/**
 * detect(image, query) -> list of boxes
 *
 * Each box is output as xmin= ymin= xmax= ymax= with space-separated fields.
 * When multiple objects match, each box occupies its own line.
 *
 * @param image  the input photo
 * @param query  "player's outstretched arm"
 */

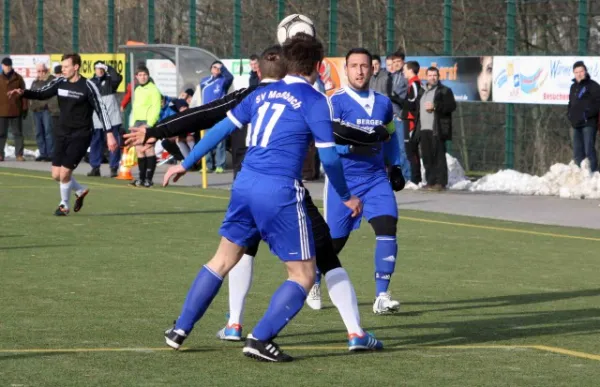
xmin=333 ymin=120 xmax=391 ymax=145
xmin=137 ymin=87 xmax=255 ymax=145
xmin=163 ymin=117 xmax=238 ymax=187
xmin=21 ymin=77 xmax=62 ymax=100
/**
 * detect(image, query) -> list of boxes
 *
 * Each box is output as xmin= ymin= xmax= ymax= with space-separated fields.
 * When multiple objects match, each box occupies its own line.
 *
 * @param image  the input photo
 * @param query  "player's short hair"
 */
xmin=345 ymin=48 xmax=373 ymax=64
xmin=61 ymin=53 xmax=82 ymax=67
xmin=136 ymin=65 xmax=150 ymax=75
xmin=389 ymin=50 xmax=405 ymax=61
xmin=426 ymin=66 xmax=440 ymax=76
xmin=405 ymin=61 xmax=420 ymax=75
xmin=259 ymin=45 xmax=286 ymax=80
xmin=249 ymin=54 xmax=259 ymax=61
xmin=372 ymin=55 xmax=381 ymax=64
xmin=282 ymin=32 xmax=324 ymax=76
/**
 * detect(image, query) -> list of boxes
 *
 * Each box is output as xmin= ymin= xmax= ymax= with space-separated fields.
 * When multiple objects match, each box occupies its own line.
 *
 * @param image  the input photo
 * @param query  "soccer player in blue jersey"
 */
xmin=312 ymin=48 xmax=405 ymax=314
xmin=161 ymin=35 xmax=365 ymax=362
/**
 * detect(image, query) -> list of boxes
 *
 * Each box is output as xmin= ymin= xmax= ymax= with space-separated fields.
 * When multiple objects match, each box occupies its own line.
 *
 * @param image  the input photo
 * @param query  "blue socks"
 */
xmin=175 ymin=265 xmax=223 ymax=333
xmin=315 ymin=268 xmax=321 ymax=285
xmin=374 ymin=236 xmax=397 ymax=296
xmin=252 ymin=280 xmax=307 ymax=341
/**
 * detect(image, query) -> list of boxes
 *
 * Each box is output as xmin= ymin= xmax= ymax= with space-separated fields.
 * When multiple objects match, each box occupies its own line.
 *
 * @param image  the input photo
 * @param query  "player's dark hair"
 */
xmin=282 ymin=32 xmax=324 ymax=76
xmin=136 ymin=65 xmax=150 ymax=75
xmin=405 ymin=61 xmax=420 ymax=75
xmin=427 ymin=66 xmax=440 ymax=76
xmin=345 ymin=48 xmax=373 ymax=64
xmin=249 ymin=54 xmax=259 ymax=61
xmin=389 ymin=50 xmax=405 ymax=61
xmin=372 ymin=55 xmax=381 ymax=64
xmin=61 ymin=53 xmax=82 ymax=68
xmin=259 ymin=45 xmax=286 ymax=80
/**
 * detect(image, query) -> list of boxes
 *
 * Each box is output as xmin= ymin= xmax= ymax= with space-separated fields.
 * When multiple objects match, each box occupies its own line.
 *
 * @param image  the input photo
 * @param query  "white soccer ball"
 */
xmin=277 ymin=14 xmax=316 ymax=45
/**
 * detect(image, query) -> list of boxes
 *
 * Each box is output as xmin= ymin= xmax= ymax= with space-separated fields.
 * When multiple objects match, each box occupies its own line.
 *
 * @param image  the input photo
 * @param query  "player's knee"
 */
xmin=369 ymin=215 xmax=397 ymax=236
xmin=286 ymin=260 xmax=316 ymax=291
xmin=206 ymin=237 xmax=246 ymax=277
xmin=51 ymin=171 xmax=60 ymax=181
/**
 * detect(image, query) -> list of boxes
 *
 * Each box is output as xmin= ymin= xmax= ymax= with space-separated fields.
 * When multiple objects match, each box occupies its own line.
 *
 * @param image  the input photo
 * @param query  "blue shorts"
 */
xmin=324 ymin=174 xmax=398 ymax=239
xmin=219 ymin=170 xmax=315 ymax=261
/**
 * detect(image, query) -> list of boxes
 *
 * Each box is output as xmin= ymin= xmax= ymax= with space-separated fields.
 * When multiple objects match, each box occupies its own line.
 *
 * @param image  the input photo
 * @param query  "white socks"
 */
xmin=70 ymin=177 xmax=85 ymax=196
xmin=59 ymin=180 xmax=73 ymax=207
xmin=227 ymin=254 xmax=254 ymax=326
xmin=325 ymin=267 xmax=364 ymax=336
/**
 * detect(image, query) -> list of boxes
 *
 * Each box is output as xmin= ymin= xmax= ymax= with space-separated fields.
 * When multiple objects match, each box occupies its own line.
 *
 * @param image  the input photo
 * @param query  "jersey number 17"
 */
xmin=248 ymin=102 xmax=286 ymax=147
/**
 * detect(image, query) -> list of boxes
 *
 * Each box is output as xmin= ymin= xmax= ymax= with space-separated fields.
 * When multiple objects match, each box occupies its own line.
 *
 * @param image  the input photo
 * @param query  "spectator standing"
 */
xmin=0 ymin=57 xmax=27 ymax=161
xmin=87 ymin=61 xmax=123 ymax=177
xmin=130 ymin=65 xmax=162 ymax=187
xmin=402 ymin=61 xmax=423 ymax=184
xmin=417 ymin=67 xmax=456 ymax=191
xmin=199 ymin=60 xmax=233 ymax=173
xmin=30 ymin=63 xmax=56 ymax=162
xmin=387 ymin=51 xmax=411 ymax=181
xmin=369 ymin=55 xmax=391 ymax=97
xmin=568 ymin=61 xmax=600 ymax=172
xmin=248 ymin=54 xmax=260 ymax=87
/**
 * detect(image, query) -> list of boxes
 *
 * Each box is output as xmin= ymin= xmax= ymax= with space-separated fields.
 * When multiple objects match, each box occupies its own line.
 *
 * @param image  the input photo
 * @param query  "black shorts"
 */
xmin=52 ymin=133 xmax=92 ymax=170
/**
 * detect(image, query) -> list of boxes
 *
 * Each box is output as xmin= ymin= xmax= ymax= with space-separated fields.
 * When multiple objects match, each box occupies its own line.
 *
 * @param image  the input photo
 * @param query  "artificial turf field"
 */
xmin=1 ymin=168 xmax=599 ymax=386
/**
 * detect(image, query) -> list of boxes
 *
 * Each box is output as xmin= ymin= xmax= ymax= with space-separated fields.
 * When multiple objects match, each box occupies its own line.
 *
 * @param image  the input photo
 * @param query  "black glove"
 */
xmin=348 ymin=143 xmax=381 ymax=156
xmin=388 ymin=165 xmax=405 ymax=191
xmin=373 ymin=124 xmax=391 ymax=142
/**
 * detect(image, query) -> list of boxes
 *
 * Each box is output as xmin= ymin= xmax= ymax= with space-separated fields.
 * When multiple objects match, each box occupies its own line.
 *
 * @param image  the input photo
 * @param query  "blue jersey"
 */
xmin=227 ymin=75 xmax=336 ymax=180
xmin=329 ymin=87 xmax=394 ymax=178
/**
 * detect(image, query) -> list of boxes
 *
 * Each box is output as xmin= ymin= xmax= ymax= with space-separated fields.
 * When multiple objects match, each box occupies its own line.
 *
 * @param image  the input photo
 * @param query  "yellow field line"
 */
xmin=1 ymin=171 xmax=598 ymax=242
xmin=1 ymin=344 xmax=599 ymax=361
xmin=398 ymin=216 xmax=600 ymax=242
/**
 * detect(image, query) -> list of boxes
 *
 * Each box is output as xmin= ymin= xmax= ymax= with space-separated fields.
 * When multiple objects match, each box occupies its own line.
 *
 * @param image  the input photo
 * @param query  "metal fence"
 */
xmin=2 ymin=0 xmax=599 ymax=174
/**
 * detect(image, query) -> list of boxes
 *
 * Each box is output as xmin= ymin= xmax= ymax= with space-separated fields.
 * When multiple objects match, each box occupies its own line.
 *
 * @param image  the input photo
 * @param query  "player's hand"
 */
xmin=388 ymin=165 xmax=406 ymax=191
xmin=163 ymin=164 xmax=187 ymax=187
xmin=124 ymin=126 xmax=156 ymax=147
xmin=106 ymin=132 xmax=118 ymax=152
xmin=373 ymin=125 xmax=391 ymax=142
xmin=7 ymin=89 xmax=24 ymax=98
xmin=343 ymin=195 xmax=363 ymax=218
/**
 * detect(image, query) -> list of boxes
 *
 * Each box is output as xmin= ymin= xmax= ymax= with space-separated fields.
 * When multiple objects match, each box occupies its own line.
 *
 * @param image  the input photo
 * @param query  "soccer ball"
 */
xmin=277 ymin=14 xmax=316 ymax=45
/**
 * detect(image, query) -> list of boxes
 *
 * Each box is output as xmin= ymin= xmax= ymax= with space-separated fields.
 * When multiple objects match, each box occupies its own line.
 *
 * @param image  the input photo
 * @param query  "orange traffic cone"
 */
xmin=115 ymin=147 xmax=134 ymax=180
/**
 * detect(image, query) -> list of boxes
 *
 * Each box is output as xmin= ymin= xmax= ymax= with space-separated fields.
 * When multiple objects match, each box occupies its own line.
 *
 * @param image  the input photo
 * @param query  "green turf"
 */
xmin=1 ymin=168 xmax=599 ymax=386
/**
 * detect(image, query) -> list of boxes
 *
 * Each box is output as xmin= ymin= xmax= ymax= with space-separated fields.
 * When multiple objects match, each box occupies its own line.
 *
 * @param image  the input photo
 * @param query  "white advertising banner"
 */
xmin=493 ymin=56 xmax=600 ymax=105
xmin=8 ymin=55 xmax=51 ymax=88
xmin=146 ymin=59 xmax=177 ymax=97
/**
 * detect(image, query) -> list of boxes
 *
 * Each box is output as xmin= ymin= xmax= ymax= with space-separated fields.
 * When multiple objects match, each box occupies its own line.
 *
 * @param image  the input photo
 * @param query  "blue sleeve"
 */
xmin=318 ymin=147 xmax=351 ymax=201
xmin=221 ymin=66 xmax=234 ymax=93
xmin=181 ymin=117 xmax=238 ymax=170
xmin=384 ymin=134 xmax=402 ymax=166
xmin=305 ymin=96 xmax=336 ymax=147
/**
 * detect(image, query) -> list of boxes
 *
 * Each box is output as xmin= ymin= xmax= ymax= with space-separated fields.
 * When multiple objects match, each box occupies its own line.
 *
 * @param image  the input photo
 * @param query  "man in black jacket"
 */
xmin=416 ymin=66 xmax=456 ymax=190
xmin=568 ymin=61 xmax=600 ymax=172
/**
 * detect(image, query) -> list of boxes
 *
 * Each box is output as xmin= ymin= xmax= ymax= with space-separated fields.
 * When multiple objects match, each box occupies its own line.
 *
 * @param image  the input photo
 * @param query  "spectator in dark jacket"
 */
xmin=416 ymin=66 xmax=456 ymax=190
xmin=369 ymin=55 xmax=391 ymax=97
xmin=402 ymin=61 xmax=423 ymax=184
xmin=0 ymin=57 xmax=27 ymax=161
xmin=30 ymin=63 xmax=57 ymax=161
xmin=248 ymin=54 xmax=260 ymax=87
xmin=567 ymin=61 xmax=600 ymax=172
